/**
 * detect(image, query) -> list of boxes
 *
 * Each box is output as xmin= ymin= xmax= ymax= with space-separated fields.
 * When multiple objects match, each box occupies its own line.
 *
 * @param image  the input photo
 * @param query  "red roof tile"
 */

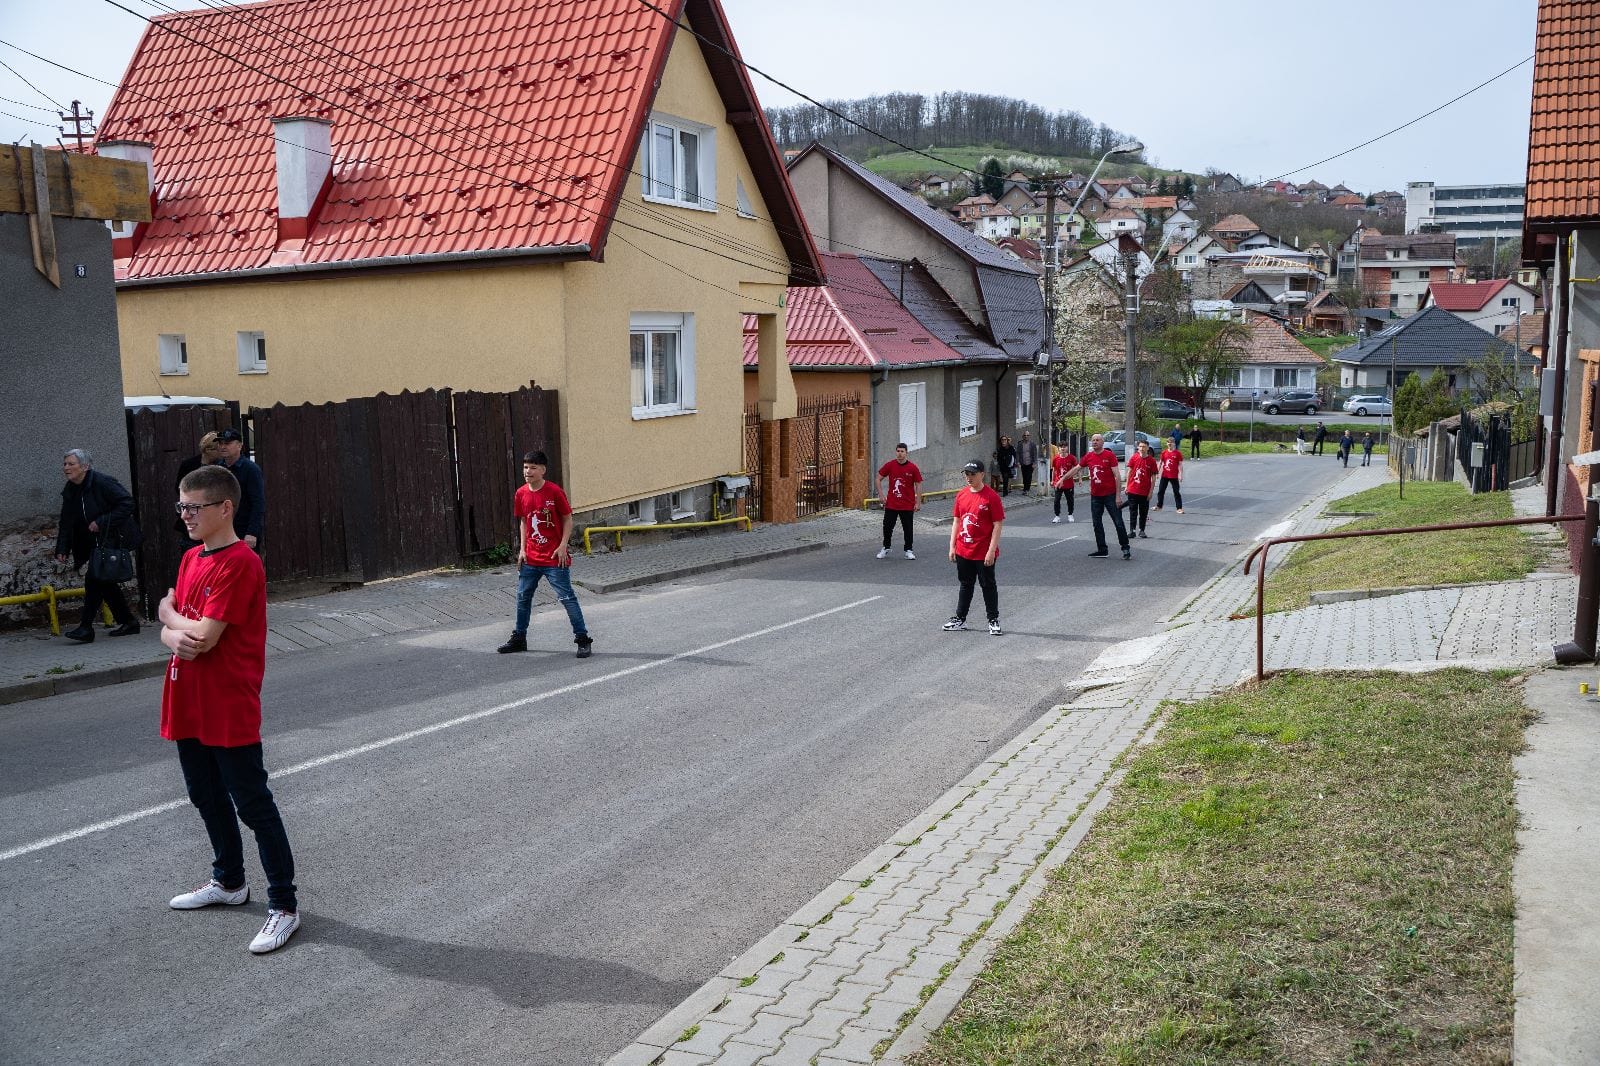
xmin=1211 ymin=213 xmax=1258 ymax=234
xmin=101 ymin=0 xmax=816 ymax=283
xmin=1526 ymin=0 xmax=1600 ymax=227
xmin=1427 ymin=279 xmax=1512 ymax=311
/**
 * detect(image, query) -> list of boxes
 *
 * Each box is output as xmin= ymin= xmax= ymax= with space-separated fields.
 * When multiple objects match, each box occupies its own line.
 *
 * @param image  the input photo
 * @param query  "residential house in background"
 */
xmin=1210 ymin=213 xmax=1260 ymax=243
xmin=1407 ymin=181 xmax=1526 ymax=248
xmin=1497 ymin=311 xmax=1546 ymax=364
xmin=1332 ymin=306 xmax=1530 ymax=393
xmin=1094 ymin=206 xmax=1144 ymax=241
xmin=995 ymin=184 xmax=1040 ymax=215
xmin=101 ymin=0 xmax=820 ymax=523
xmin=992 ymin=237 xmax=1044 ymax=274
xmin=1206 ymin=312 xmax=1325 ymax=407
xmin=1357 ymin=233 xmax=1459 ymax=314
xmin=1422 ymin=278 xmax=1539 ymax=333
xmin=1016 ymin=203 xmax=1083 ymax=244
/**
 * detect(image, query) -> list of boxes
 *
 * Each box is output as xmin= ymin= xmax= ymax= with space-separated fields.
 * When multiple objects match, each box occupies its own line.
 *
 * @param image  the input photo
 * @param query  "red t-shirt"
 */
xmin=515 ymin=481 xmax=573 ymax=567
xmin=878 ymin=460 xmax=923 ymax=511
xmin=1127 ymin=454 xmax=1158 ymax=496
xmin=160 ymin=541 xmax=268 ymax=747
xmin=1082 ymin=449 xmax=1120 ymax=497
xmin=1159 ymin=447 xmax=1183 ymax=479
xmin=1051 ymin=453 xmax=1077 ymax=488
xmin=952 ymin=486 xmax=1006 ymax=561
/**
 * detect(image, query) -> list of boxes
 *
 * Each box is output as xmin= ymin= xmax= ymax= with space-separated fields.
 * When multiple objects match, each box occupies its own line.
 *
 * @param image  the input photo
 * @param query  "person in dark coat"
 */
xmin=995 ymin=436 xmax=1018 ymax=497
xmin=213 ymin=427 xmax=265 ymax=550
xmin=1312 ymin=421 xmax=1328 ymax=455
xmin=54 ymin=448 xmax=141 ymax=641
xmin=174 ymin=431 xmax=222 ymax=547
xmin=1189 ymin=423 xmax=1202 ymax=458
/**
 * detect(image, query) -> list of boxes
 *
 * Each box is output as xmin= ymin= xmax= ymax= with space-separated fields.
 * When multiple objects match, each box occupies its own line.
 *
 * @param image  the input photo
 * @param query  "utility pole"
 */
xmin=1042 ymin=175 xmax=1060 ymax=444
xmin=57 ymin=101 xmax=95 ymax=152
xmin=1119 ymin=233 xmax=1141 ymax=440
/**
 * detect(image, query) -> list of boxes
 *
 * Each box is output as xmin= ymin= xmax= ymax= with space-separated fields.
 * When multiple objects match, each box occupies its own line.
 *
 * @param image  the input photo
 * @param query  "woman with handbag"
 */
xmin=54 ymin=447 xmax=142 ymax=642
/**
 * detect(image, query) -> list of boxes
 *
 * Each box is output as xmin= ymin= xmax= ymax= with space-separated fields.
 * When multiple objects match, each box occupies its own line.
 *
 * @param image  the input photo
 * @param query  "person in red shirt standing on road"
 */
xmin=1081 ymin=433 xmax=1131 ymax=560
xmin=1124 ymin=439 xmax=1158 ymax=539
xmin=159 ymin=464 xmax=301 ymax=954
xmin=875 ymin=443 xmax=922 ymax=560
xmin=1155 ymin=437 xmax=1185 ymax=513
xmin=1050 ymin=443 xmax=1079 ymax=524
xmin=497 ymin=451 xmax=593 ymax=659
xmin=943 ymin=460 xmax=1006 ymax=636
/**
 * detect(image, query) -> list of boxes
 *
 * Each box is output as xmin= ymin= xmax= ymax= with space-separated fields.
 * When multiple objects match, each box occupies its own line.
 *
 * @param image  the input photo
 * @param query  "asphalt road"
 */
xmin=0 ymin=454 xmax=1347 ymax=1066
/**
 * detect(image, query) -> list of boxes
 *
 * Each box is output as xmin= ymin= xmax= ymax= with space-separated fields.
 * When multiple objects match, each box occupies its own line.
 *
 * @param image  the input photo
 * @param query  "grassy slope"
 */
xmin=914 ymin=669 xmax=1523 ymax=1065
xmin=861 ymin=146 xmax=1199 ymax=183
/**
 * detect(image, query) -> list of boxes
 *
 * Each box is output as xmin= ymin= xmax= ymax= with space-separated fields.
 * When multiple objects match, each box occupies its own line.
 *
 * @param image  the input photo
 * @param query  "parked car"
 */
xmin=1261 ymin=390 xmax=1320 ymax=415
xmin=1096 ymin=395 xmax=1195 ymax=419
xmin=1095 ymin=393 xmax=1128 ymax=412
xmin=1343 ymin=394 xmax=1392 ymax=416
xmin=1101 ymin=430 xmax=1164 ymax=460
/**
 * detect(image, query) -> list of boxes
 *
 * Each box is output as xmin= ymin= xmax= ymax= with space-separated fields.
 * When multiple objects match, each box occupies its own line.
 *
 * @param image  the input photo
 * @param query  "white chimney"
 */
xmin=96 ymin=139 xmax=154 ymax=255
xmin=270 ymin=116 xmax=332 ymax=241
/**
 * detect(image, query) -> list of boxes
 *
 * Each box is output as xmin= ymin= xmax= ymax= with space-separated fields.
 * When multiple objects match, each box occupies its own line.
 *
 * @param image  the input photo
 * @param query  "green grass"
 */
xmin=861 ymin=145 xmax=1196 ymax=183
xmin=1258 ymin=481 xmax=1538 ymax=614
xmin=913 ymin=670 xmax=1523 ymax=1065
xmin=1299 ymin=334 xmax=1357 ymax=360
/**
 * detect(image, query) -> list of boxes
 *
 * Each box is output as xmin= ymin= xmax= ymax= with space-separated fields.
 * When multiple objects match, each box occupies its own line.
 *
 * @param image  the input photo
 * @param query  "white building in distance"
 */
xmin=1405 ymin=181 xmax=1525 ymax=249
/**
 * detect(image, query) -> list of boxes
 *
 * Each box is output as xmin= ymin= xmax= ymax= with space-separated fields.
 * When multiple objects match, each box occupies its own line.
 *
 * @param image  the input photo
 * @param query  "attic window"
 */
xmin=640 ymin=112 xmax=715 ymax=212
xmin=735 ymin=177 xmax=755 ymax=219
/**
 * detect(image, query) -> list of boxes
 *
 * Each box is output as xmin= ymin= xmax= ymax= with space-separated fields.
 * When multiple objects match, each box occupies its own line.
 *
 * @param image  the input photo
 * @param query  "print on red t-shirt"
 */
xmin=160 ymin=541 xmax=268 ymax=748
xmin=1051 ymin=453 xmax=1077 ymax=488
xmin=952 ymin=486 xmax=1006 ymax=561
xmin=1082 ymin=449 xmax=1120 ymax=497
xmin=878 ymin=460 xmax=923 ymax=510
xmin=1159 ymin=447 xmax=1183 ymax=479
xmin=516 ymin=481 xmax=573 ymax=567
xmin=1127 ymin=454 xmax=1157 ymax=496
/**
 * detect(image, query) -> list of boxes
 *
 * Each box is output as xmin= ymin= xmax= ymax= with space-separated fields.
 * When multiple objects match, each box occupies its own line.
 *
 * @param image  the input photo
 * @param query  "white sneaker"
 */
xmin=876 ymin=547 xmax=890 ymax=559
xmin=1067 ymin=515 xmax=1076 ymax=523
xmin=169 ymin=879 xmax=249 ymax=910
xmin=988 ymin=619 xmax=1003 ymax=636
xmin=942 ymin=617 xmax=968 ymax=631
xmin=249 ymin=909 xmax=302 ymax=954
xmin=1052 ymin=515 xmax=1061 ymax=523
xmin=904 ymin=549 xmax=916 ymax=560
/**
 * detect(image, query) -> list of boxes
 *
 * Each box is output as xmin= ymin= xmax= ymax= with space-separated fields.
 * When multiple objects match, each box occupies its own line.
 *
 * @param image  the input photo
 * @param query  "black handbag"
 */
xmin=88 ymin=536 xmax=136 ymax=584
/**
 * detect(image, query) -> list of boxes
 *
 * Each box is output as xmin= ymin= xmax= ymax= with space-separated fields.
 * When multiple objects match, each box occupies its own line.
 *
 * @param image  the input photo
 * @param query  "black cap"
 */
xmin=216 ymin=427 xmax=243 ymax=442
xmin=963 ymin=460 xmax=985 ymax=474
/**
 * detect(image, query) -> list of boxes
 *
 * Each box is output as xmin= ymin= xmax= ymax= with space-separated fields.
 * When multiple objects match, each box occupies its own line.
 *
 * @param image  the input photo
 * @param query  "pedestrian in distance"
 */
xmin=175 ymin=431 xmax=222 ymax=550
xmin=1312 ymin=421 xmax=1327 ymax=455
xmin=1017 ymin=430 xmax=1039 ymax=495
xmin=875 ymin=442 xmax=922 ymax=559
xmin=213 ymin=428 xmax=265 ymax=552
xmin=497 ymin=452 xmax=592 ymax=658
xmin=1361 ymin=432 xmax=1375 ymax=466
xmin=1295 ymin=425 xmax=1307 ymax=456
xmin=995 ymin=435 xmax=1017 ymax=497
xmin=1155 ymin=437 xmax=1184 ymax=513
xmin=1339 ymin=429 xmax=1354 ymax=468
xmin=1081 ymin=433 xmax=1132 ymax=560
xmin=943 ymin=460 xmax=1005 ymax=636
xmin=1050 ymin=442 xmax=1079 ymax=524
xmin=160 ymin=464 xmax=302 ymax=954
xmin=1124 ymin=439 xmax=1157 ymax=538
xmin=1189 ymin=422 xmax=1202 ymax=458
xmin=54 ymin=448 xmax=143 ymax=642
xmin=1168 ymin=422 xmax=1184 ymax=451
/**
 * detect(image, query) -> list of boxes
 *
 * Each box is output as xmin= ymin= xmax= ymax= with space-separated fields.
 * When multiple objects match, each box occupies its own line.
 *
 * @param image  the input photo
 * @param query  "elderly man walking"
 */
xmin=1016 ymin=430 xmax=1039 ymax=495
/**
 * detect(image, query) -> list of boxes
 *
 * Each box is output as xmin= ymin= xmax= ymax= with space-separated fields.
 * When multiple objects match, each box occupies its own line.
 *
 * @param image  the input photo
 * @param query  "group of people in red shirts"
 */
xmin=1049 ymin=433 xmax=1186 ymax=558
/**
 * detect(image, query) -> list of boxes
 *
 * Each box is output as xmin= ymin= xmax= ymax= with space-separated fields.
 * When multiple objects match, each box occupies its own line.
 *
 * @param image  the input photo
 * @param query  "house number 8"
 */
xmin=75 ymin=264 xmax=87 ymax=278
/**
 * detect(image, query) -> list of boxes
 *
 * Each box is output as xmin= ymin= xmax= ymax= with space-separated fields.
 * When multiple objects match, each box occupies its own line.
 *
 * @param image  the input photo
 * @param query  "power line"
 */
xmin=2 ymin=107 xmax=54 ymax=129
xmin=0 ymin=57 xmax=66 ymax=111
xmin=1 ymin=94 xmax=56 ymax=112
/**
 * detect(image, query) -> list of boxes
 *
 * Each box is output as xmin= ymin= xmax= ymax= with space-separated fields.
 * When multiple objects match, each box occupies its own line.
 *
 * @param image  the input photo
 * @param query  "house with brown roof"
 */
xmin=1358 ymin=233 xmax=1459 ymax=315
xmin=1094 ymin=206 xmax=1144 ymax=241
xmin=1210 ymin=213 xmax=1260 ymax=243
xmin=99 ymin=0 xmax=819 ymax=525
xmin=1210 ymin=312 xmax=1325 ymax=406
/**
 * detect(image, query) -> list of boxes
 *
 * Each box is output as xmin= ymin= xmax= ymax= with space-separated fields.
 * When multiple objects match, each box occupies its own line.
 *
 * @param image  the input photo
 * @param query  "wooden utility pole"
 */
xmin=57 ymin=101 xmax=95 ymax=152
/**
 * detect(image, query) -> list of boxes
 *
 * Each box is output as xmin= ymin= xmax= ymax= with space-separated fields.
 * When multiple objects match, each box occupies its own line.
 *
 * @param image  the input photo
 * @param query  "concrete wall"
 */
xmin=742 ymin=369 xmax=869 ymax=411
xmin=1560 ymin=231 xmax=1600 ymax=515
xmin=1 ymin=215 xmax=131 ymax=524
xmin=868 ymin=365 xmax=1041 ymax=494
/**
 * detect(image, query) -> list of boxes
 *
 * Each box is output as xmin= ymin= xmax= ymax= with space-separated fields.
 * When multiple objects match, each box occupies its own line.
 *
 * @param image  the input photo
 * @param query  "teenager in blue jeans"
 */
xmin=497 ymin=451 xmax=593 ymax=658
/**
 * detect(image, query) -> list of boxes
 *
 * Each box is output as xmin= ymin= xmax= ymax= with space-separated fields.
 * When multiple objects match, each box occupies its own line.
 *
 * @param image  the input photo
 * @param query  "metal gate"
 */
xmin=795 ymin=394 xmax=857 ymax=518
xmin=743 ymin=408 xmax=763 ymax=522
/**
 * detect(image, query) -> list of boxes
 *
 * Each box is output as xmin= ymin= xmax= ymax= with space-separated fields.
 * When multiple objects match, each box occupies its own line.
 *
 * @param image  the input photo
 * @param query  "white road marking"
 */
xmin=0 ymin=596 xmax=883 ymax=864
xmin=1256 ymin=520 xmax=1294 ymax=541
xmin=1031 ymin=535 xmax=1080 ymax=550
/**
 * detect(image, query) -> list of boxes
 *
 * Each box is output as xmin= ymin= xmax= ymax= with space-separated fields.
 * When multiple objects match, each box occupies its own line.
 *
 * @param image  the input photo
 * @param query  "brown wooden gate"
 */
xmin=454 ymin=386 xmax=563 ymax=557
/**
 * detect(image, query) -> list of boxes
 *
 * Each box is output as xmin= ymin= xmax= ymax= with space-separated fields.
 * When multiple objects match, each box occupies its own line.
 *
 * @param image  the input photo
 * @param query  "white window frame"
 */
xmin=158 ymin=333 xmax=188 ymax=376
xmin=959 ymin=380 xmax=980 ymax=438
xmin=639 ymin=112 xmax=715 ymax=212
xmin=629 ymin=311 xmax=697 ymax=419
xmin=1015 ymin=374 xmax=1033 ymax=423
xmin=669 ymin=490 xmax=695 ymax=521
xmin=898 ymin=382 xmax=927 ymax=452
xmin=1273 ymin=368 xmax=1297 ymax=388
xmin=235 ymin=331 xmax=267 ymax=374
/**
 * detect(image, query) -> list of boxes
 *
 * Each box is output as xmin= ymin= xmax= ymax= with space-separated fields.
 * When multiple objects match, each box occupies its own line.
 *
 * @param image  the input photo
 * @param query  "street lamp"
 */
xmin=1064 ymin=140 xmax=1144 ymax=257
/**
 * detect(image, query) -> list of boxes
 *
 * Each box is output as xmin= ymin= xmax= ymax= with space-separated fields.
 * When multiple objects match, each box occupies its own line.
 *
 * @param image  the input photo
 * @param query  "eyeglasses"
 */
xmin=173 ymin=501 xmax=226 ymax=516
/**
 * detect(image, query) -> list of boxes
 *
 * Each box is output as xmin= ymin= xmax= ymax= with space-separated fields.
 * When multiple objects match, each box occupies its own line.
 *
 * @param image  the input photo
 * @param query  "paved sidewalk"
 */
xmin=607 ymin=464 xmax=1586 ymax=1064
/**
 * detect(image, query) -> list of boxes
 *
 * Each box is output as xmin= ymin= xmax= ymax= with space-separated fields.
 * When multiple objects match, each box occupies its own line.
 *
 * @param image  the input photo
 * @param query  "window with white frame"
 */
xmin=235 ymin=331 xmax=267 ymax=373
xmin=959 ymin=380 xmax=980 ymax=437
xmin=640 ymin=113 xmax=715 ymax=210
xmin=1015 ymin=374 xmax=1033 ymax=423
xmin=897 ymin=382 xmax=927 ymax=451
xmin=1273 ymin=368 xmax=1298 ymax=387
xmin=1217 ymin=368 xmax=1241 ymax=388
xmin=158 ymin=333 xmax=188 ymax=375
xmin=629 ymin=312 xmax=696 ymax=418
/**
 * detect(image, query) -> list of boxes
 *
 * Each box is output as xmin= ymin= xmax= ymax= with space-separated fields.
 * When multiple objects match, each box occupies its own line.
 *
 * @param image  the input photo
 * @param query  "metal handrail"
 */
xmin=581 ymin=515 xmax=751 ymax=555
xmin=1241 ymin=514 xmax=1587 ymax=682
xmin=0 ymin=585 xmax=113 ymax=636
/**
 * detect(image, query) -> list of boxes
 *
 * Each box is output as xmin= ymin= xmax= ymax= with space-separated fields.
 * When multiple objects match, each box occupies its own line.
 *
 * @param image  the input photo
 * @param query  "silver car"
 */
xmin=1342 ymin=395 xmax=1392 ymax=416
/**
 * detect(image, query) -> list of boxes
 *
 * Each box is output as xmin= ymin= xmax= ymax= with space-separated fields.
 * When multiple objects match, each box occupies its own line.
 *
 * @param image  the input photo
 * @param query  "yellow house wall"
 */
xmin=742 ymin=369 xmax=869 ymax=410
xmin=114 ymin=22 xmax=796 ymax=513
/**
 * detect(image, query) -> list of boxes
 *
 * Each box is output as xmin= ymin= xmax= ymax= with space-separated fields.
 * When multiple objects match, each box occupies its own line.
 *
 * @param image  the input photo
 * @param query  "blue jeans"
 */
xmin=514 ymin=563 xmax=588 ymax=639
xmin=176 ymin=739 xmax=298 ymax=912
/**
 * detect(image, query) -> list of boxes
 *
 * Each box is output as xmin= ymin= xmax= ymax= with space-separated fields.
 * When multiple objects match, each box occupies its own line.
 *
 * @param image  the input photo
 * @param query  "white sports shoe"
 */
xmin=249 ymin=909 xmax=302 ymax=954
xmin=1067 ymin=514 xmax=1076 ymax=522
xmin=876 ymin=547 xmax=890 ymax=559
xmin=904 ymin=549 xmax=916 ymax=560
xmin=1052 ymin=515 xmax=1060 ymax=523
xmin=169 ymin=879 xmax=249 ymax=910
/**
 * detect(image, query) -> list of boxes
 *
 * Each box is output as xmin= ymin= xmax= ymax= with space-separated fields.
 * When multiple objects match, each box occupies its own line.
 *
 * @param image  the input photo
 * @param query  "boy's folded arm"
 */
xmin=187 ymin=616 xmax=229 ymax=652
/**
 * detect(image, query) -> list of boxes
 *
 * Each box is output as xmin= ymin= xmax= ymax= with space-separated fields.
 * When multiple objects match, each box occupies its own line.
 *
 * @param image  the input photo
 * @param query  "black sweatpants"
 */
xmin=1053 ymin=484 xmax=1074 ymax=517
xmin=882 ymin=508 xmax=913 ymax=550
xmin=1020 ymin=463 xmax=1035 ymax=493
xmin=1125 ymin=493 xmax=1150 ymax=533
xmin=1156 ymin=476 xmax=1182 ymax=510
xmin=953 ymin=555 xmax=999 ymax=622
xmin=1090 ymin=494 xmax=1130 ymax=553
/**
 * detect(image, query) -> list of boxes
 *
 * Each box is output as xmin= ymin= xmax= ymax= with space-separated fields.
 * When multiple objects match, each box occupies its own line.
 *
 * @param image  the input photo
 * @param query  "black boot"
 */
xmin=575 ymin=636 xmax=593 ymax=659
xmin=108 ymin=621 xmax=141 ymax=637
xmin=496 ymin=633 xmax=527 ymax=654
xmin=64 ymin=625 xmax=94 ymax=643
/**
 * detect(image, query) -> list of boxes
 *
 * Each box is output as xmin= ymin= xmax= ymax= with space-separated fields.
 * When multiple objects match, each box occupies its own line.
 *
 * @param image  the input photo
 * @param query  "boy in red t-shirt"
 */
xmin=159 ymin=464 xmax=301 ymax=954
xmin=1081 ymin=434 xmax=1131 ymax=560
xmin=944 ymin=460 xmax=1006 ymax=635
xmin=875 ymin=443 xmax=922 ymax=559
xmin=1124 ymin=439 xmax=1159 ymax=539
xmin=497 ymin=451 xmax=593 ymax=658
xmin=1049 ymin=444 xmax=1079 ymax=524
xmin=1156 ymin=440 xmax=1184 ymax=513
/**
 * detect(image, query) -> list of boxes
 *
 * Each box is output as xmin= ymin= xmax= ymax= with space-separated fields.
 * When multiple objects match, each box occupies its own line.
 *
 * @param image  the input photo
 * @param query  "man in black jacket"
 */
xmin=54 ymin=448 xmax=141 ymax=641
xmin=214 ymin=428 xmax=265 ymax=550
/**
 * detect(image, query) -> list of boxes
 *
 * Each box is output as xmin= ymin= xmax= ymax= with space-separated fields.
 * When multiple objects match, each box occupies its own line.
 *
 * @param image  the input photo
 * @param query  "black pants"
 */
xmin=177 ymin=739 xmax=299 ymax=912
xmin=998 ymin=470 xmax=1013 ymax=496
xmin=1125 ymin=493 xmax=1150 ymax=533
xmin=1156 ymin=476 xmax=1182 ymax=509
xmin=882 ymin=508 xmax=913 ymax=550
xmin=1362 ymin=450 xmax=1373 ymax=466
xmin=1020 ymin=463 xmax=1035 ymax=493
xmin=954 ymin=555 xmax=999 ymax=622
xmin=1090 ymin=494 xmax=1130 ymax=553
xmin=1190 ymin=437 xmax=1200 ymax=458
xmin=81 ymin=575 xmax=135 ymax=627
xmin=1053 ymin=484 xmax=1074 ymax=517
xmin=1312 ymin=438 xmax=1326 ymax=455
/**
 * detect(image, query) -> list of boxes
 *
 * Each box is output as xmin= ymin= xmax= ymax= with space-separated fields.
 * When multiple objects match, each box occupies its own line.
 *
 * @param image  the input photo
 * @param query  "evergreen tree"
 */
xmin=1156 ymin=176 xmax=1169 ymax=196
xmin=981 ymin=158 xmax=1005 ymax=200
xmin=1182 ymin=176 xmax=1196 ymax=198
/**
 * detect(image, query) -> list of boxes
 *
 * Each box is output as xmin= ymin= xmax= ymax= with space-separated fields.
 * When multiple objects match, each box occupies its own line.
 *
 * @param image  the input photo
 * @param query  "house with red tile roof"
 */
xmin=1210 ymin=213 xmax=1260 ymax=243
xmin=97 ymin=0 xmax=819 ymax=522
xmin=1421 ymin=278 xmax=1538 ymax=333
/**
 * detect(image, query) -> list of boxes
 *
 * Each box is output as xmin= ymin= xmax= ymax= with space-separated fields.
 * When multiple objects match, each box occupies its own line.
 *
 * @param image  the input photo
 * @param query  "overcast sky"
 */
xmin=0 ymin=0 xmax=1536 ymax=192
